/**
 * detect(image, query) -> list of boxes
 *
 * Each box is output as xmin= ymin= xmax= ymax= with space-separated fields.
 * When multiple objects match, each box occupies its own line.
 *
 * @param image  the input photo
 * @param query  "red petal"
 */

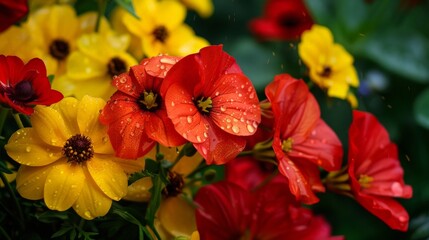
xmin=145 ymin=109 xmax=187 ymax=147
xmin=4 ymin=55 xmax=25 ymax=85
xmin=195 ymin=182 xmax=252 ymax=240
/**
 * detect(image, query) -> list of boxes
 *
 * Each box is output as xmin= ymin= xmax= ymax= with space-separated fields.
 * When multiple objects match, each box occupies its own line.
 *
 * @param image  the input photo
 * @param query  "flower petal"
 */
xmin=158 ymin=197 xmax=197 ymax=237
xmin=16 ymin=164 xmax=52 ymax=200
xmin=5 ymin=128 xmax=63 ymax=166
xmin=123 ymin=177 xmax=152 ymax=202
xmin=51 ymin=97 xmax=80 ymax=134
xmin=86 ymin=155 xmax=128 ymax=200
xmin=66 ymin=51 xmax=106 ymax=80
xmin=44 ymin=160 xmax=85 ymax=211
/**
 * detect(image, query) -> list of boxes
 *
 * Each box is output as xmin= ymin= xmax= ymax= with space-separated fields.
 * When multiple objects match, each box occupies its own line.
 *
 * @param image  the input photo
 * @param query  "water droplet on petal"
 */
xmin=232 ymin=125 xmax=239 ymax=134
xmin=84 ymin=211 xmax=92 ymax=219
xmin=187 ymin=116 xmax=193 ymax=123
xmin=25 ymin=146 xmax=31 ymax=152
xmin=196 ymin=136 xmax=202 ymax=142
xmin=171 ymin=101 xmax=175 ymax=107
xmin=391 ymin=182 xmax=403 ymax=196
xmin=220 ymin=106 xmax=226 ymax=112
xmin=246 ymin=124 xmax=255 ymax=133
xmin=201 ymin=146 xmax=208 ymax=155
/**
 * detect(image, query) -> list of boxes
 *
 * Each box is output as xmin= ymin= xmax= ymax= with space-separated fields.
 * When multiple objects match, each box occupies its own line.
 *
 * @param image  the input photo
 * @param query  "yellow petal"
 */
xmin=113 ymin=157 xmax=145 ymax=174
xmin=52 ymin=75 xmax=77 ymax=98
xmin=327 ymin=82 xmax=349 ymax=99
xmin=66 ymin=51 xmax=106 ymax=80
xmin=154 ymin=0 xmax=186 ymax=30
xmin=47 ymin=5 xmax=78 ymax=41
xmin=77 ymin=95 xmax=107 ymax=145
xmin=44 ymin=160 xmax=85 ymax=211
xmin=5 ymin=128 xmax=63 ymax=166
xmin=72 ymin=76 xmax=116 ymax=100
xmin=142 ymin=36 xmax=167 ymax=57
xmin=73 ymin=176 xmax=112 ymax=220
xmin=51 ymin=97 xmax=80 ymax=134
xmin=31 ymin=105 xmax=72 ymax=147
xmin=86 ymin=156 xmax=128 ymax=200
xmin=347 ymin=92 xmax=359 ymax=108
xmin=15 ymin=164 xmax=51 ymax=200
xmin=158 ymin=197 xmax=196 ymax=237
xmin=191 ymin=231 xmax=200 ymax=240
xmin=124 ymin=177 xmax=153 ymax=202
xmin=172 ymin=153 xmax=203 ymax=177
xmin=182 ymin=0 xmax=214 ymax=18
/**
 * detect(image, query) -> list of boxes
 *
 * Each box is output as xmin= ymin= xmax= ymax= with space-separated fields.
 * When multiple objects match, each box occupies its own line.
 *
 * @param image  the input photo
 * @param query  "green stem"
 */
xmin=95 ymin=0 xmax=107 ymax=32
xmin=251 ymin=168 xmax=279 ymax=192
xmin=0 ymin=108 xmax=9 ymax=136
xmin=237 ymin=150 xmax=253 ymax=157
xmin=0 ymin=172 xmax=25 ymax=230
xmin=12 ymin=113 xmax=24 ymax=129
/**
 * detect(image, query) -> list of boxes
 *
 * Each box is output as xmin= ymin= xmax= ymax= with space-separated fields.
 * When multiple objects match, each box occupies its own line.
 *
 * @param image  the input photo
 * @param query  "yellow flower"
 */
xmin=179 ymin=0 xmax=214 ymax=18
xmin=0 ymin=26 xmax=36 ymax=63
xmin=125 ymin=145 xmax=203 ymax=239
xmin=5 ymin=95 xmax=144 ymax=220
xmin=23 ymin=4 xmax=107 ymax=76
xmin=120 ymin=0 xmax=209 ymax=57
xmin=52 ymin=32 xmax=138 ymax=100
xmin=298 ymin=24 xmax=359 ymax=107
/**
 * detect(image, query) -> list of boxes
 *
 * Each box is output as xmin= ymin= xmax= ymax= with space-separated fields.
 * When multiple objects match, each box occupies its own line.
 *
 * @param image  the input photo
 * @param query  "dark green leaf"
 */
xmin=114 ymin=0 xmax=139 ymax=19
xmin=35 ymin=211 xmax=69 ymax=224
xmin=0 ymin=161 xmax=13 ymax=174
xmin=414 ymin=87 xmax=429 ymax=129
xmin=48 ymin=75 xmax=55 ymax=84
xmin=145 ymin=175 xmax=162 ymax=239
xmin=144 ymin=159 xmax=159 ymax=175
xmin=50 ymin=226 xmax=73 ymax=239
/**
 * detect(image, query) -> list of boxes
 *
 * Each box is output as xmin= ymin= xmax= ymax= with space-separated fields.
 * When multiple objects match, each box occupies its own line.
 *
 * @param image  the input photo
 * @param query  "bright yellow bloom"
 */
xmin=119 ymin=0 xmax=209 ymax=57
xmin=180 ymin=0 xmax=214 ymax=18
xmin=298 ymin=25 xmax=359 ymax=107
xmin=0 ymin=26 xmax=36 ymax=63
xmin=5 ymin=96 xmax=144 ymax=220
xmin=23 ymin=4 xmax=106 ymax=76
xmin=52 ymin=32 xmax=138 ymax=100
xmin=125 ymin=145 xmax=203 ymax=239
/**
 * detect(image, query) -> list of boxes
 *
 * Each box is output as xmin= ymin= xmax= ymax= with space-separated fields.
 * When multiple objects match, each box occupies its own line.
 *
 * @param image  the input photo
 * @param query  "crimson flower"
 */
xmin=161 ymin=45 xmax=261 ymax=165
xmin=0 ymin=0 xmax=28 ymax=32
xmin=0 ymin=55 xmax=63 ymax=115
xmin=348 ymin=110 xmax=412 ymax=231
xmin=100 ymin=55 xmax=187 ymax=159
xmin=195 ymin=181 xmax=342 ymax=240
xmin=266 ymin=74 xmax=343 ymax=204
xmin=249 ymin=0 xmax=313 ymax=41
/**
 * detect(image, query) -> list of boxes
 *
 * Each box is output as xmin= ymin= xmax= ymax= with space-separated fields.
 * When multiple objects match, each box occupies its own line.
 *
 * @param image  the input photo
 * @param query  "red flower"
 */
xmin=161 ymin=45 xmax=261 ymax=165
xmin=266 ymin=74 xmax=343 ymax=204
xmin=0 ymin=55 xmax=63 ymax=115
xmin=249 ymin=0 xmax=313 ymax=41
xmin=100 ymin=55 xmax=186 ymax=159
xmin=195 ymin=181 xmax=342 ymax=240
xmin=0 ymin=0 xmax=28 ymax=32
xmin=348 ymin=110 xmax=412 ymax=231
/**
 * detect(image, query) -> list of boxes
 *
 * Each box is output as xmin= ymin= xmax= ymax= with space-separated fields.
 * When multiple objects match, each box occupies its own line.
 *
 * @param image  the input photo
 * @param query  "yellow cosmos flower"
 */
xmin=120 ymin=0 xmax=209 ymax=57
xmin=179 ymin=0 xmax=214 ymax=18
xmin=52 ymin=32 xmax=138 ymax=100
xmin=298 ymin=24 xmax=359 ymax=107
xmin=125 ymin=145 xmax=203 ymax=239
xmin=23 ymin=4 xmax=108 ymax=76
xmin=0 ymin=26 xmax=36 ymax=63
xmin=4 ymin=96 xmax=144 ymax=220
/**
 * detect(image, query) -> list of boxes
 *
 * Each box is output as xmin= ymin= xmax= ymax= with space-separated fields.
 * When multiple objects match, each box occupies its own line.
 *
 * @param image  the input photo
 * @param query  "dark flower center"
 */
xmin=49 ymin=39 xmax=70 ymax=60
xmin=63 ymin=134 xmax=94 ymax=164
xmin=196 ymin=96 xmax=213 ymax=114
xmin=162 ymin=171 xmax=185 ymax=198
xmin=107 ymin=57 xmax=127 ymax=77
xmin=12 ymin=80 xmax=35 ymax=102
xmin=279 ymin=15 xmax=301 ymax=28
xmin=152 ymin=26 xmax=169 ymax=43
xmin=320 ymin=66 xmax=332 ymax=78
xmin=137 ymin=90 xmax=161 ymax=112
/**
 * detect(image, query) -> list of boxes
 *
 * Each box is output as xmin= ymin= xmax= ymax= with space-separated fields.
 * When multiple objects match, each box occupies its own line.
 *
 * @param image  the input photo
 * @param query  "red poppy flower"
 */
xmin=0 ymin=55 xmax=63 ymax=115
xmin=0 ymin=0 xmax=28 ymax=32
xmin=100 ymin=55 xmax=187 ymax=159
xmin=266 ymin=74 xmax=343 ymax=204
xmin=195 ymin=181 xmax=342 ymax=240
xmin=161 ymin=45 xmax=261 ymax=165
xmin=249 ymin=0 xmax=313 ymax=41
xmin=348 ymin=110 xmax=412 ymax=231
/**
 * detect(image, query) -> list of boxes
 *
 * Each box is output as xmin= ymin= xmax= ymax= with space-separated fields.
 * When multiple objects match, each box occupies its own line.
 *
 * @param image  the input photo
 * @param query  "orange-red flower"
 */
xmin=195 ymin=181 xmax=342 ymax=239
xmin=0 ymin=0 xmax=28 ymax=32
xmin=100 ymin=55 xmax=186 ymax=159
xmin=161 ymin=45 xmax=261 ymax=165
xmin=348 ymin=110 xmax=412 ymax=231
xmin=266 ymin=74 xmax=343 ymax=204
xmin=0 ymin=55 xmax=63 ymax=115
xmin=249 ymin=0 xmax=313 ymax=41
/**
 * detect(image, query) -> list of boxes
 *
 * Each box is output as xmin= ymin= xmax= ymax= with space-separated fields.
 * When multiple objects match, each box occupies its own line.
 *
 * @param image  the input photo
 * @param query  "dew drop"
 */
xmin=119 ymin=77 xmax=127 ymax=83
xmin=203 ymin=132 xmax=208 ymax=138
xmin=135 ymin=123 xmax=140 ymax=128
xmin=249 ymin=92 xmax=255 ymax=99
xmin=171 ymin=101 xmax=175 ymax=107
xmin=25 ymin=146 xmax=31 ymax=152
xmin=196 ymin=135 xmax=202 ymax=142
xmin=220 ymin=106 xmax=226 ymax=112
xmin=226 ymin=118 xmax=231 ymax=123
xmin=215 ymin=91 xmax=220 ymax=96
xmin=246 ymin=124 xmax=255 ymax=133
xmin=232 ymin=125 xmax=240 ymax=134
xmin=102 ymin=136 xmax=109 ymax=143
xmin=187 ymin=115 xmax=193 ymax=123
xmin=391 ymin=182 xmax=403 ymax=196
xmin=84 ymin=211 xmax=92 ymax=219
xmin=201 ymin=146 xmax=208 ymax=155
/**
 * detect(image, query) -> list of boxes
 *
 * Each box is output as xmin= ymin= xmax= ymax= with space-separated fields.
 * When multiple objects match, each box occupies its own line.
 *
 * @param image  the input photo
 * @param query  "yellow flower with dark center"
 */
xmin=52 ymin=32 xmax=138 ymax=100
xmin=119 ymin=0 xmax=209 ymax=57
xmin=23 ymin=4 xmax=107 ymax=76
xmin=5 ymin=96 xmax=144 ymax=220
xmin=298 ymin=25 xmax=359 ymax=107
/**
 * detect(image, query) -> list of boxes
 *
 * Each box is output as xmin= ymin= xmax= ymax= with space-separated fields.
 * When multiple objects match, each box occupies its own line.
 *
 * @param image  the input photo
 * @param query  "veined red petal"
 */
xmin=145 ymin=109 xmax=187 ymax=147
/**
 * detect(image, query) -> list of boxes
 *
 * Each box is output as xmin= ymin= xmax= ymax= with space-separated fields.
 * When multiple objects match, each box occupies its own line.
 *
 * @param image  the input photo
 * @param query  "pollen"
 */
xmin=282 ymin=137 xmax=294 ymax=153
xmin=138 ymin=90 xmax=160 ymax=111
xmin=358 ymin=174 xmax=374 ymax=188
xmin=197 ymin=96 xmax=213 ymax=113
xmin=62 ymin=134 xmax=94 ymax=164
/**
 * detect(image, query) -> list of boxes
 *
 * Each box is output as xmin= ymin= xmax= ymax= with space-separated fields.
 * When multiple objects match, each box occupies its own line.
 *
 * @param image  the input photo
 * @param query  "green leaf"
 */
xmin=51 ymin=226 xmax=73 ymax=238
xmin=144 ymin=159 xmax=159 ymax=175
xmin=414 ymin=87 xmax=429 ymax=129
xmin=0 ymin=161 xmax=13 ymax=174
xmin=410 ymin=213 xmax=429 ymax=239
xmin=145 ymin=175 xmax=162 ymax=239
xmin=35 ymin=211 xmax=69 ymax=224
xmin=48 ymin=75 xmax=55 ymax=84
xmin=114 ymin=0 xmax=139 ymax=19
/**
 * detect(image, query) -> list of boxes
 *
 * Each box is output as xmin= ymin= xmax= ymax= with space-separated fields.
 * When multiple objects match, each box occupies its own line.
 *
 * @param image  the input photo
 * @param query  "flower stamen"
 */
xmin=358 ymin=174 xmax=373 ymax=188
xmin=62 ymin=134 xmax=94 ymax=164
xmin=197 ymin=96 xmax=212 ymax=113
xmin=281 ymin=137 xmax=293 ymax=153
xmin=107 ymin=57 xmax=127 ymax=77
xmin=49 ymin=39 xmax=70 ymax=60
xmin=138 ymin=90 xmax=160 ymax=111
xmin=152 ymin=26 xmax=169 ymax=43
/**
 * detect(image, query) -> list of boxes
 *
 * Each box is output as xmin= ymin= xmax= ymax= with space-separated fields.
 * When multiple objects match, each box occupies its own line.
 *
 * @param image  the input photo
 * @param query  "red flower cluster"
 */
xmin=348 ymin=110 xmax=412 ymax=231
xmin=195 ymin=181 xmax=343 ymax=240
xmin=0 ymin=0 xmax=28 ymax=32
xmin=101 ymin=45 xmax=261 ymax=163
xmin=249 ymin=0 xmax=313 ymax=40
xmin=0 ymin=55 xmax=63 ymax=115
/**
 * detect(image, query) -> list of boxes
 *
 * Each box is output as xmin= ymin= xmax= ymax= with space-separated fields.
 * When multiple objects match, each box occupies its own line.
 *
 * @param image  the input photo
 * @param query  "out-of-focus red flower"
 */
xmin=100 ymin=55 xmax=187 ymax=159
xmin=195 ymin=181 xmax=342 ymax=240
xmin=0 ymin=0 xmax=28 ymax=33
xmin=348 ymin=110 xmax=412 ymax=231
xmin=266 ymin=74 xmax=343 ymax=204
xmin=161 ymin=45 xmax=261 ymax=165
xmin=0 ymin=55 xmax=63 ymax=115
xmin=249 ymin=0 xmax=313 ymax=41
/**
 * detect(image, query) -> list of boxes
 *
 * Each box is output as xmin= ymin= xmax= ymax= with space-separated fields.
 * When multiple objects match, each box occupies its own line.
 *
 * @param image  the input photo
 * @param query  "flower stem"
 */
xmin=0 ymin=172 xmax=25 ymax=230
xmin=95 ymin=0 xmax=107 ymax=32
xmin=0 ymin=108 xmax=8 ymax=135
xmin=12 ymin=113 xmax=24 ymax=129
